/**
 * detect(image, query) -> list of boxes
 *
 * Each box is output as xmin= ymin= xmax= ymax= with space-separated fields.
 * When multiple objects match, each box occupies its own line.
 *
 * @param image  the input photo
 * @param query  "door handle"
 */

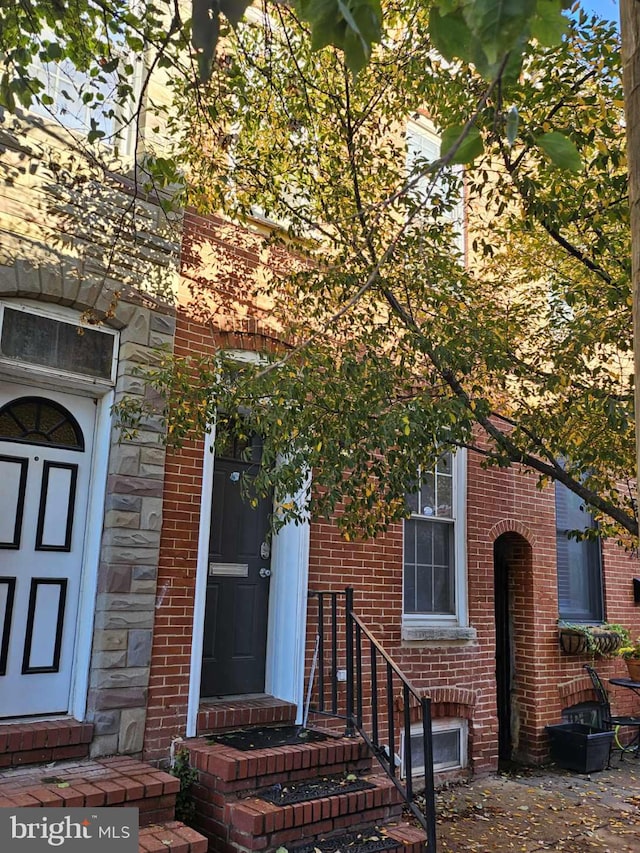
xmin=259 ymin=567 xmax=271 ymax=578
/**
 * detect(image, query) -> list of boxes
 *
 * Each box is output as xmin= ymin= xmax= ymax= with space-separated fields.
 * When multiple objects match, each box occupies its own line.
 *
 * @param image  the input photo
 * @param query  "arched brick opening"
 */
xmin=493 ymin=530 xmax=535 ymax=763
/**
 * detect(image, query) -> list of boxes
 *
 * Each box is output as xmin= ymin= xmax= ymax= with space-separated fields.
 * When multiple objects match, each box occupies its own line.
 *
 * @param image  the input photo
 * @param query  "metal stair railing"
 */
xmin=307 ymin=586 xmax=437 ymax=851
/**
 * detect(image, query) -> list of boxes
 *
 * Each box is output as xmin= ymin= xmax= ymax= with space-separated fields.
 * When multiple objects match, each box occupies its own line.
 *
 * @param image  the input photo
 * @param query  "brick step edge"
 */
xmin=0 ymin=757 xmax=179 ymax=827
xmin=139 ymin=821 xmax=209 ymax=853
xmin=289 ymin=822 xmax=428 ymax=853
xmin=193 ymin=776 xmax=404 ymax=852
xmin=197 ymin=698 xmax=297 ymax=735
xmin=187 ymin=736 xmax=372 ymax=793
xmin=0 ymin=720 xmax=94 ymax=769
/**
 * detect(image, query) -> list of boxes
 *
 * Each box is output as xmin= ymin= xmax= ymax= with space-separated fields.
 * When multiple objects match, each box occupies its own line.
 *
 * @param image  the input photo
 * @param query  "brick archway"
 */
xmin=494 ymin=529 xmax=535 ymax=763
xmin=488 ymin=519 xmax=536 ymax=547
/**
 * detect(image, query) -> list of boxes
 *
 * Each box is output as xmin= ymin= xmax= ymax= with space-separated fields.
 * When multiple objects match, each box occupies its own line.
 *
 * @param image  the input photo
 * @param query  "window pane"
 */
xmin=436 ymin=472 xmax=452 ymax=517
xmin=433 ymin=729 xmax=461 ymax=766
xmin=404 ymin=517 xmax=453 ymax=615
xmin=1 ymin=308 xmax=114 ymax=381
xmin=419 ymin=471 xmax=435 ymax=515
xmin=433 ymin=565 xmax=453 ymax=613
xmin=555 ymin=482 xmax=603 ymax=622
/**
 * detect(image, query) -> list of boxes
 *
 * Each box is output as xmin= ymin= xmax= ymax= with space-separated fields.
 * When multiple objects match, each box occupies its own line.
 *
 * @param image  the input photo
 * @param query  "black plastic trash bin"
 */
xmin=546 ymin=723 xmax=614 ymax=773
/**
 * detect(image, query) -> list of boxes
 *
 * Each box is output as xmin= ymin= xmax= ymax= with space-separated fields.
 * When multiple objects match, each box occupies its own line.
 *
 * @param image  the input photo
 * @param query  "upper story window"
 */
xmin=403 ymin=450 xmax=469 ymax=637
xmin=0 ymin=302 xmax=118 ymax=386
xmin=405 ymin=118 xmax=465 ymax=256
xmin=28 ymin=24 xmax=141 ymax=155
xmin=555 ymin=482 xmax=604 ymax=622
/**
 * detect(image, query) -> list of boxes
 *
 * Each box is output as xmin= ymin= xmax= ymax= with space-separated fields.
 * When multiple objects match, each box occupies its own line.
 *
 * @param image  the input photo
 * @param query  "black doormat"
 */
xmin=257 ymin=774 xmax=376 ymax=806
xmin=207 ymin=725 xmax=328 ymax=751
xmin=291 ymin=830 xmax=399 ymax=853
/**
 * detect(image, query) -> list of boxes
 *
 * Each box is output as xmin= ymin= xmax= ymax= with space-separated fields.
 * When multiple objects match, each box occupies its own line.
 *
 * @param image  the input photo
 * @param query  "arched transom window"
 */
xmin=0 ymin=396 xmax=84 ymax=450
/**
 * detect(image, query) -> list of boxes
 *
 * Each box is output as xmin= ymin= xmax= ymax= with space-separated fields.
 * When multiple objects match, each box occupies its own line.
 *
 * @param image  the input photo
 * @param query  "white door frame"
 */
xmin=69 ymin=389 xmax=112 ymax=720
xmin=187 ymin=427 xmax=310 ymax=736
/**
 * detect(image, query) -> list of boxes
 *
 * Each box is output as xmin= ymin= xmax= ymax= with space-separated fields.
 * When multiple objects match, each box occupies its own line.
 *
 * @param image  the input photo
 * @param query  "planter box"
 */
xmin=546 ymin=723 xmax=614 ymax=773
xmin=558 ymin=627 xmax=624 ymax=656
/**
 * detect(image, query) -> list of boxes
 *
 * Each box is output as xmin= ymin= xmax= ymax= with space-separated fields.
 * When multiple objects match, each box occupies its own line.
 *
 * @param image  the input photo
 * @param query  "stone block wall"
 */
xmin=0 ymin=111 xmax=181 ymax=757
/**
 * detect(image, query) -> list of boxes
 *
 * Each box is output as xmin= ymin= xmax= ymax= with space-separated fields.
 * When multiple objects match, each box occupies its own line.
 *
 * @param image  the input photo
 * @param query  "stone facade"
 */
xmin=0 ymin=111 xmax=180 ymax=757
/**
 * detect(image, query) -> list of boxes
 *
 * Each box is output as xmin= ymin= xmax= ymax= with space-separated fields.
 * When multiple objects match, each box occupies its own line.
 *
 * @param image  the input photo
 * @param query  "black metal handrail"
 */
xmin=307 ymin=586 xmax=437 ymax=851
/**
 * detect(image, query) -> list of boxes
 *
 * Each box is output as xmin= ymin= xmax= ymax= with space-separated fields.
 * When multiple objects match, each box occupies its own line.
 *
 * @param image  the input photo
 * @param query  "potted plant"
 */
xmin=617 ymin=636 xmax=640 ymax=681
xmin=558 ymin=622 xmax=629 ymax=657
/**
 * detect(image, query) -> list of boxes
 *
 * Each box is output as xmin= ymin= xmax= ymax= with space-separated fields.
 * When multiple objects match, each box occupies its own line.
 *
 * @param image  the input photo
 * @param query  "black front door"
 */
xmin=201 ymin=451 xmax=272 ymax=697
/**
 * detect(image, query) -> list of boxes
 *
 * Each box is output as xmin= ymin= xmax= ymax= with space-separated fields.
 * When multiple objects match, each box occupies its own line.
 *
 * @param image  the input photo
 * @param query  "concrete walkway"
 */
xmin=436 ymin=757 xmax=640 ymax=852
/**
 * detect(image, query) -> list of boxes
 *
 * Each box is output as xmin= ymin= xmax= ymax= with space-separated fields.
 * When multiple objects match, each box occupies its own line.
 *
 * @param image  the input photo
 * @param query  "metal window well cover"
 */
xmin=257 ymin=774 xmax=376 ymax=806
xmin=207 ymin=725 xmax=328 ymax=751
xmin=291 ymin=830 xmax=399 ymax=853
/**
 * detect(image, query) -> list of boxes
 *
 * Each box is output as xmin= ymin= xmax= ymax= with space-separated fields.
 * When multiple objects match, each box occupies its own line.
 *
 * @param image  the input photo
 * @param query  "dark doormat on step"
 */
xmin=292 ymin=830 xmax=399 ymax=853
xmin=257 ymin=774 xmax=376 ymax=805
xmin=207 ymin=725 xmax=328 ymax=751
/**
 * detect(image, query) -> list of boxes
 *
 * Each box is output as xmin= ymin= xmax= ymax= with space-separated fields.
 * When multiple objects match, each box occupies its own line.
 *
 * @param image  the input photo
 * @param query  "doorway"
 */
xmin=200 ymin=435 xmax=272 ymax=697
xmin=494 ymin=535 xmax=513 ymax=762
xmin=0 ymin=383 xmax=96 ymax=717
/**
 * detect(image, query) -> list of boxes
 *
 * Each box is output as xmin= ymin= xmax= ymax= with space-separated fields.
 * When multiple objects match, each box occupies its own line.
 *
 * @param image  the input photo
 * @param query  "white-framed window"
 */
xmin=27 ymin=26 xmax=142 ymax=156
xmin=0 ymin=301 xmax=119 ymax=386
xmin=405 ymin=116 xmax=465 ymax=256
xmin=402 ymin=449 xmax=470 ymax=640
xmin=401 ymin=718 xmax=468 ymax=778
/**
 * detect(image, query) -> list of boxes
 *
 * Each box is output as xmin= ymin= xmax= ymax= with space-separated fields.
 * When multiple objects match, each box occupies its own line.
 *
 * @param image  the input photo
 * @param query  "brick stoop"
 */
xmin=186 ymin=734 xmax=373 ymax=795
xmin=185 ymin=733 xmax=428 ymax=853
xmin=0 ymin=719 xmax=94 ymax=768
xmin=225 ymin=774 xmax=404 ymax=851
xmin=139 ymin=821 xmax=209 ymax=853
xmin=197 ymin=695 xmax=297 ymax=735
xmin=0 ymin=756 xmax=179 ymax=826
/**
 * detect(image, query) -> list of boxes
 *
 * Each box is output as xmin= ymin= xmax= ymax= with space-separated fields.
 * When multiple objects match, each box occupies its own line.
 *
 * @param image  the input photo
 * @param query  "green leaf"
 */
xmin=220 ymin=0 xmax=253 ymax=27
xmin=462 ymin=0 xmax=537 ymax=66
xmin=535 ymin=131 xmax=582 ymax=172
xmin=441 ymin=124 xmax=484 ymax=164
xmin=506 ymin=105 xmax=519 ymax=146
xmin=297 ymin=0 xmax=382 ymax=73
xmin=192 ymin=0 xmax=221 ymax=83
xmin=428 ymin=7 xmax=475 ymax=65
xmin=531 ymin=0 xmax=569 ymax=46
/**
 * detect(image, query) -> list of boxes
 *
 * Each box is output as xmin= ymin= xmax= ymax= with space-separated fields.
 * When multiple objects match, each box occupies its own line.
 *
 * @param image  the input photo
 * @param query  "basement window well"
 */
xmin=401 ymin=718 xmax=468 ymax=777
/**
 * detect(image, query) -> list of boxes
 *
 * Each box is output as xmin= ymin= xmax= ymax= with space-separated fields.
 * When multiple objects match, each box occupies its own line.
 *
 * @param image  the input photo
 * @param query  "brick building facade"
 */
xmin=1 ymin=129 xmax=638 ymax=785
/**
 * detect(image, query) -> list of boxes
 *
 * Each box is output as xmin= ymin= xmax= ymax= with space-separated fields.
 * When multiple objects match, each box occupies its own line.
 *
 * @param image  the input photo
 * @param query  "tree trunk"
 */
xmin=621 ymin=0 xmax=640 ymax=488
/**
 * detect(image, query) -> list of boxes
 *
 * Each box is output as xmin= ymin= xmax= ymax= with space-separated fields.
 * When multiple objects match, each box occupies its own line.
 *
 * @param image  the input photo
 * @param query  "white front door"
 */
xmin=0 ymin=382 xmax=96 ymax=717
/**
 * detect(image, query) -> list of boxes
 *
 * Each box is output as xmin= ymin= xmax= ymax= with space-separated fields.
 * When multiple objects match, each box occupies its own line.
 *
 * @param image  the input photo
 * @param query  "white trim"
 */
xmin=70 ymin=389 xmax=112 ymax=720
xmin=187 ymin=425 xmax=217 ymax=738
xmin=265 ymin=480 xmax=311 ymax=721
xmin=0 ymin=299 xmax=119 ymax=390
xmin=188 ymin=433 xmax=311 ymax=730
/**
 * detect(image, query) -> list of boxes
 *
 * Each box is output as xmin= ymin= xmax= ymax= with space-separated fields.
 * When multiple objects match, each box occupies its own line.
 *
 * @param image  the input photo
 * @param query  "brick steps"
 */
xmin=186 ymin=734 xmax=372 ymax=794
xmin=140 ymin=821 xmax=209 ymax=853
xmin=223 ymin=774 xmax=404 ymax=851
xmin=290 ymin=823 xmax=427 ymax=853
xmin=197 ymin=696 xmax=297 ymax=735
xmin=186 ymin=729 xmax=428 ymax=853
xmin=0 ymin=719 xmax=93 ymax=768
xmin=0 ymin=756 xmax=179 ymax=826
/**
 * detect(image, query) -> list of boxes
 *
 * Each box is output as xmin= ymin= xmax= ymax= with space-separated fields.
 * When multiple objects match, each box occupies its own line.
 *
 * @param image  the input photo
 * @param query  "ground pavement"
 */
xmin=435 ymin=756 xmax=640 ymax=852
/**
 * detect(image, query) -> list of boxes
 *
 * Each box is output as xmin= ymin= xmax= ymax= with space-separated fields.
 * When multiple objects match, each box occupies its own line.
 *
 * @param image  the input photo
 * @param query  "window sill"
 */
xmin=401 ymin=625 xmax=477 ymax=643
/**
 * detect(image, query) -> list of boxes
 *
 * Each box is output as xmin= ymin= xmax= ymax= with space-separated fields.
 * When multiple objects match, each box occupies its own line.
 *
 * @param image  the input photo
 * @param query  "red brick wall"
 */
xmin=144 ymin=212 xmax=640 ymax=775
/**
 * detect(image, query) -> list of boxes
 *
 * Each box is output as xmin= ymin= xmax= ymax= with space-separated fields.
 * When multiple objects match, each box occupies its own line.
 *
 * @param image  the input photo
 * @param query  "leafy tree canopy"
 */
xmin=0 ymin=2 xmax=634 ymax=540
